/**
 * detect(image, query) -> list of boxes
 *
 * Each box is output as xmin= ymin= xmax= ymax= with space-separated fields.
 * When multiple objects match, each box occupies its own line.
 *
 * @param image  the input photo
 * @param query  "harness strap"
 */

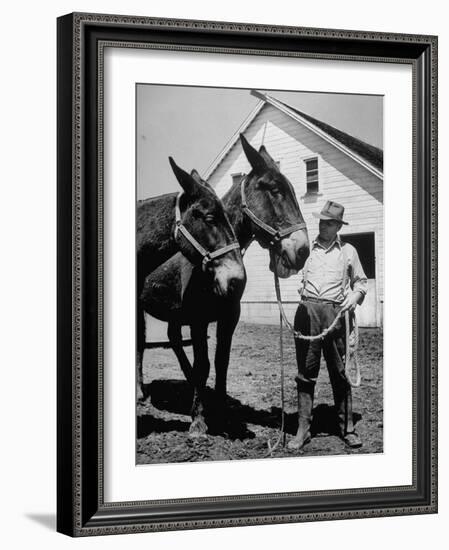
xmin=174 ymin=192 xmax=240 ymax=268
xmin=204 ymin=242 xmax=241 ymax=267
xmin=174 ymin=190 xmax=183 ymax=231
xmin=175 ymin=222 xmax=209 ymax=258
xmin=240 ymin=177 xmax=307 ymax=246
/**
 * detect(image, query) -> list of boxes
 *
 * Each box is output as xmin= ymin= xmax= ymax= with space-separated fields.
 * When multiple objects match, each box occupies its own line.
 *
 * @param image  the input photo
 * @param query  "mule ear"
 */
xmin=169 ymin=157 xmax=199 ymax=196
xmin=258 ymin=145 xmax=279 ymax=170
xmin=191 ymin=169 xmax=216 ymax=194
xmin=190 ymin=169 xmax=203 ymax=185
xmin=240 ymin=134 xmax=267 ymax=174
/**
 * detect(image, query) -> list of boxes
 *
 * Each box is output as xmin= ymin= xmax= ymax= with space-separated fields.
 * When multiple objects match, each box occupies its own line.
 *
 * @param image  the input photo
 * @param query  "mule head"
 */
xmin=240 ymin=134 xmax=310 ymax=277
xmin=169 ymin=157 xmax=246 ymax=298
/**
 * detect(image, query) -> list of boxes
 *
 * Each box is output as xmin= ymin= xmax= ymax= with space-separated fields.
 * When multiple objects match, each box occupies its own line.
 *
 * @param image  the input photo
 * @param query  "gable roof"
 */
xmin=204 ymin=90 xmax=383 ymax=180
xmin=282 ymin=102 xmax=383 ymax=171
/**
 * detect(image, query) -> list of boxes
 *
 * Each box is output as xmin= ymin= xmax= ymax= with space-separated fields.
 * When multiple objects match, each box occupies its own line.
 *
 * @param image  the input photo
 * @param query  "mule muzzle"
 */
xmin=270 ymin=229 xmax=310 ymax=277
xmin=212 ymin=258 xmax=246 ymax=299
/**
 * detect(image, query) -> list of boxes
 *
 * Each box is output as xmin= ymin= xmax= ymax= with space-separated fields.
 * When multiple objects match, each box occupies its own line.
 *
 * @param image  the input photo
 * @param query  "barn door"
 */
xmin=341 ymin=232 xmax=378 ymax=328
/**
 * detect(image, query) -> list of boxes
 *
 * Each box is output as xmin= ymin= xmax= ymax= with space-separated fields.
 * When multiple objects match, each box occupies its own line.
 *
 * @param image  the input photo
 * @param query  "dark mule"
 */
xmin=140 ymin=135 xmax=310 ymax=435
xmin=137 ymin=157 xmax=239 ymax=279
xmin=137 ymin=157 xmax=245 ymax=399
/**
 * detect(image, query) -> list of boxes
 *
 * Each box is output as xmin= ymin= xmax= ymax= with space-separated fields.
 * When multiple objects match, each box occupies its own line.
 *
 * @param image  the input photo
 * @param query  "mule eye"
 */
xmin=270 ymin=187 xmax=281 ymax=195
xmin=205 ymin=214 xmax=215 ymax=223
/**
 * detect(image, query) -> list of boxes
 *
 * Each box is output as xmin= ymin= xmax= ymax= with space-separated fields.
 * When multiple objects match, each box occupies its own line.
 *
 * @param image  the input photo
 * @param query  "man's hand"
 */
xmin=340 ymin=291 xmax=362 ymax=313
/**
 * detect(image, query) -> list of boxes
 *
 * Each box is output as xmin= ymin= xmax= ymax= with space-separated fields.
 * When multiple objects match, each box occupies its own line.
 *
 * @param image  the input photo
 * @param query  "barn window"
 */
xmin=304 ymin=157 xmax=319 ymax=193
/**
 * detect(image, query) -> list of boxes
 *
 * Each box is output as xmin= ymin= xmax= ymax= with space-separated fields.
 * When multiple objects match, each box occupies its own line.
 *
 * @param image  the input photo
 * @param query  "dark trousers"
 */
xmin=294 ymin=299 xmax=354 ymax=434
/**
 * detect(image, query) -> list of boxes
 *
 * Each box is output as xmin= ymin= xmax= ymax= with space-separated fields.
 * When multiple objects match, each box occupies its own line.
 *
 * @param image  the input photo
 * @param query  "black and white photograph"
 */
xmin=136 ymin=84 xmax=384 ymax=464
xmin=51 ymin=7 xmax=437 ymax=540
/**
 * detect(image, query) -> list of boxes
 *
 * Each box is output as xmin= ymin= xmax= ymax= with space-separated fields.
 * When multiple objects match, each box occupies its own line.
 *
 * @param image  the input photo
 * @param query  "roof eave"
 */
xmin=205 ymin=89 xmax=383 ymax=181
xmin=260 ymin=93 xmax=383 ymax=179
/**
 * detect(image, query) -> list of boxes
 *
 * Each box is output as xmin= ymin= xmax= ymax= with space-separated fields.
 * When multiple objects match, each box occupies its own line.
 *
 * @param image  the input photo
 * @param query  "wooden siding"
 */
xmin=209 ymin=104 xmax=383 ymax=326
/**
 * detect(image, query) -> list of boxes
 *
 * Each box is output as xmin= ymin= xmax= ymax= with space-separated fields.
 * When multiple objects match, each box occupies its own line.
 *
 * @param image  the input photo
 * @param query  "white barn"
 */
xmin=205 ymin=90 xmax=383 ymax=328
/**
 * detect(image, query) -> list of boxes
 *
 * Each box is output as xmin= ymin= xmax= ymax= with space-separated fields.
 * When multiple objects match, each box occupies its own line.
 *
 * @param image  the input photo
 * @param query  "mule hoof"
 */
xmin=189 ymin=418 xmax=208 ymax=438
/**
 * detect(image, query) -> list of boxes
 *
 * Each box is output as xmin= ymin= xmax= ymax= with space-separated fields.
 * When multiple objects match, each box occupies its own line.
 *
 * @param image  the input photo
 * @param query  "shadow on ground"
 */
xmin=139 ymin=379 xmax=360 ymax=440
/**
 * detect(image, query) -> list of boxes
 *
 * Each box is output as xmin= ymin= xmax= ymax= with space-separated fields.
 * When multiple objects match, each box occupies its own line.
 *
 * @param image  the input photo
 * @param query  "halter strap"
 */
xmin=174 ymin=192 xmax=240 ymax=268
xmin=240 ymin=176 xmax=307 ymax=247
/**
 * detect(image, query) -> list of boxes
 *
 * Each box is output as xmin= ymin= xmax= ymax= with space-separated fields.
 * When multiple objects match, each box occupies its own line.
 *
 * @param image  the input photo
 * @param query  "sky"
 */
xmin=137 ymin=85 xmax=383 ymax=199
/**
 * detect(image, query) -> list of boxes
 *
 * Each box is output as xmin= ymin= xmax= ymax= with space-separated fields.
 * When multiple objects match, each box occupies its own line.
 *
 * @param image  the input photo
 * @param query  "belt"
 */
xmin=301 ymin=295 xmax=342 ymax=306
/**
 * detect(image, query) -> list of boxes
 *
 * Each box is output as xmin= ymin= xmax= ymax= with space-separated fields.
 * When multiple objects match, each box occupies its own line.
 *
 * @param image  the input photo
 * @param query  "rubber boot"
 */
xmin=288 ymin=390 xmax=313 ymax=450
xmin=336 ymin=389 xmax=362 ymax=448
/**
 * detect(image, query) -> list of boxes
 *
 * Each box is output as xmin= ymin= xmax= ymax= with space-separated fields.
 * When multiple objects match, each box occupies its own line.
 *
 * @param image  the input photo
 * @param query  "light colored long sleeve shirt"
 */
xmin=300 ymin=235 xmax=368 ymax=304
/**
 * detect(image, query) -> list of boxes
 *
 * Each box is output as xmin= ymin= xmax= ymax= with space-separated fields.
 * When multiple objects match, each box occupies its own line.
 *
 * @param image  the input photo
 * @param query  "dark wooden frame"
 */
xmin=57 ymin=12 xmax=438 ymax=536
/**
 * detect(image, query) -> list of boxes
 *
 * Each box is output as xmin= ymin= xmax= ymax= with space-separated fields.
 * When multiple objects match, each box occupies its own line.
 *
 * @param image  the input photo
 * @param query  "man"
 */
xmin=288 ymin=200 xmax=368 ymax=451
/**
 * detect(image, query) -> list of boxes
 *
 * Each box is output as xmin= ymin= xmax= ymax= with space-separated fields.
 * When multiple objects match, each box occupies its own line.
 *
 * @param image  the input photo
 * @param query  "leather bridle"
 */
xmin=174 ymin=192 xmax=240 ymax=270
xmin=240 ymin=176 xmax=307 ymax=247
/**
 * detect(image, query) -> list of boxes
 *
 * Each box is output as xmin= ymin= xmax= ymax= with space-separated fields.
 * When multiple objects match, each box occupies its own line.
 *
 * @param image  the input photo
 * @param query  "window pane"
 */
xmin=305 ymin=158 xmax=318 ymax=171
xmin=305 ymin=157 xmax=319 ymax=193
xmin=307 ymin=180 xmax=319 ymax=193
xmin=306 ymin=170 xmax=318 ymax=182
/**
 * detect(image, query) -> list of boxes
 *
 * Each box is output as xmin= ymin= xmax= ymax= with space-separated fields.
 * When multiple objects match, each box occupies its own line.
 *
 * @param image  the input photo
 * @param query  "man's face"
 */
xmin=318 ymin=219 xmax=342 ymax=242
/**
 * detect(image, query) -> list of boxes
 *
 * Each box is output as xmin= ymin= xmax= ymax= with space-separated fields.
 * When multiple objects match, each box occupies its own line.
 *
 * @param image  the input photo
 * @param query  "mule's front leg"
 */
xmin=214 ymin=305 xmax=240 ymax=406
xmin=189 ymin=323 xmax=210 ymax=438
xmin=167 ymin=321 xmax=195 ymax=386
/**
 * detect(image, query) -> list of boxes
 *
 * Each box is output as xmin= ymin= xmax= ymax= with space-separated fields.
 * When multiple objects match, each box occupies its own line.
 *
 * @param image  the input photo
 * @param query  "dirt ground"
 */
xmin=137 ymin=322 xmax=383 ymax=464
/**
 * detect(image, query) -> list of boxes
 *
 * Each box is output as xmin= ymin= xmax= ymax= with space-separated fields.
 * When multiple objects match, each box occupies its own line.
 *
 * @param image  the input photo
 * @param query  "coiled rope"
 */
xmin=345 ymin=312 xmax=361 ymax=388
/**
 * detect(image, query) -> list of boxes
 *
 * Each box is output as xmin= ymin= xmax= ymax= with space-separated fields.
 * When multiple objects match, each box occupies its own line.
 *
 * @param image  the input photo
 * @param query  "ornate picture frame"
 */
xmin=57 ymin=12 xmax=437 ymax=536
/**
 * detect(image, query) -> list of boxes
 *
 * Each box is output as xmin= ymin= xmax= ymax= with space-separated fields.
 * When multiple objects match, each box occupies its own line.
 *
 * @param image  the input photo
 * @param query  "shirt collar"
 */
xmin=312 ymin=234 xmax=342 ymax=251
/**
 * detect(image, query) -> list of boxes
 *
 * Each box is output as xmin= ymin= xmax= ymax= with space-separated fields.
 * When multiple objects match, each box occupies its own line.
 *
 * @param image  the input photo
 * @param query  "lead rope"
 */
xmin=265 ymin=251 xmax=286 ymax=457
